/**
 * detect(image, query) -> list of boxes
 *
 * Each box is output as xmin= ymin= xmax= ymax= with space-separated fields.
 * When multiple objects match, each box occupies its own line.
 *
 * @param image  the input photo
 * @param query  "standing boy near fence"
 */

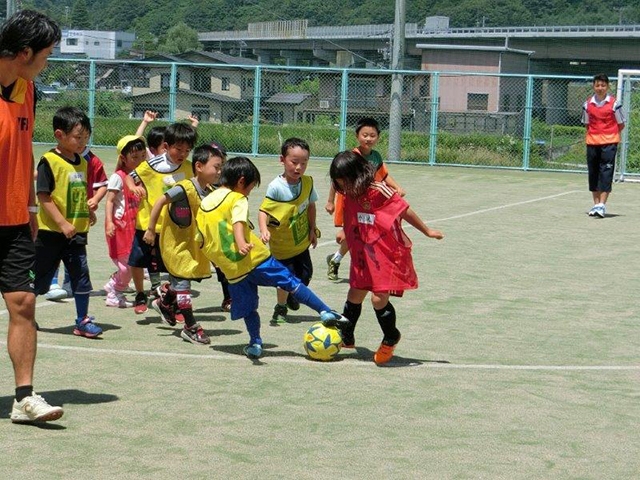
xmin=582 ymin=74 xmax=625 ymax=218
xmin=35 ymin=107 xmax=103 ymax=338
xmin=258 ymin=138 xmax=320 ymax=325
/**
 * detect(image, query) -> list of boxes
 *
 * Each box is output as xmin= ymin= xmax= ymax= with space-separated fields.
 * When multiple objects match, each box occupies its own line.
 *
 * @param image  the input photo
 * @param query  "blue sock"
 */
xmin=291 ymin=284 xmax=331 ymax=314
xmin=243 ymin=310 xmax=262 ymax=346
xmin=74 ymin=293 xmax=89 ymax=322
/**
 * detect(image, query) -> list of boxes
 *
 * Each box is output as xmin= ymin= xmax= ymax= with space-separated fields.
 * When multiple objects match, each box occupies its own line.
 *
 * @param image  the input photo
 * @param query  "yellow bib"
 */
xmin=197 ymin=189 xmax=270 ymax=283
xmin=160 ymin=179 xmax=212 ymax=280
xmin=37 ymin=150 xmax=90 ymax=233
xmin=259 ymin=176 xmax=314 ymax=260
xmin=135 ymin=158 xmax=192 ymax=232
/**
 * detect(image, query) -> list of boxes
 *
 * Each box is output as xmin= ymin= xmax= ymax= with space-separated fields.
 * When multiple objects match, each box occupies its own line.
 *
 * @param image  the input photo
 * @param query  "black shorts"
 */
xmin=127 ymin=229 xmax=166 ymax=272
xmin=0 ymin=224 xmax=35 ymax=294
xmin=587 ymin=144 xmax=617 ymax=192
xmin=278 ymin=249 xmax=313 ymax=286
xmin=34 ymin=230 xmax=92 ymax=295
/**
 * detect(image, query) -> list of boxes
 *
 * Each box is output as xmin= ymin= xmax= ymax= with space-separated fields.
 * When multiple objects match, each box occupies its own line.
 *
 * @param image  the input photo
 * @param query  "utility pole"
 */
xmin=388 ymin=0 xmax=405 ymax=162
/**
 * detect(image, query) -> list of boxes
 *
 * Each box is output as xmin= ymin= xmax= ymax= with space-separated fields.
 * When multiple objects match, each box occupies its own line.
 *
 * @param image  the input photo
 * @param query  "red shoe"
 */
xmin=134 ymin=292 xmax=148 ymax=314
xmin=374 ymin=335 xmax=401 ymax=365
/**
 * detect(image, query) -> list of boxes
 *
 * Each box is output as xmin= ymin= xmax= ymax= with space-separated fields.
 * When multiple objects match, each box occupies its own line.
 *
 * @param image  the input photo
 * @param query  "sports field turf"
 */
xmin=1 ymin=146 xmax=639 ymax=479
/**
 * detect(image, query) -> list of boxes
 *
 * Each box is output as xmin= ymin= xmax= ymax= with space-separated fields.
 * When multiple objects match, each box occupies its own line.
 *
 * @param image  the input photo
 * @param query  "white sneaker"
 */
xmin=595 ymin=204 xmax=606 ymax=218
xmin=11 ymin=392 xmax=64 ymax=423
xmin=105 ymin=292 xmax=134 ymax=308
xmin=44 ymin=285 xmax=68 ymax=301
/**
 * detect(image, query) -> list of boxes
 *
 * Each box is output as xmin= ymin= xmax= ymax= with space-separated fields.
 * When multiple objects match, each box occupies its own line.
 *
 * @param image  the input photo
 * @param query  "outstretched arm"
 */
xmin=135 ymin=110 xmax=157 ymax=137
xmin=401 ymin=207 xmax=443 ymax=240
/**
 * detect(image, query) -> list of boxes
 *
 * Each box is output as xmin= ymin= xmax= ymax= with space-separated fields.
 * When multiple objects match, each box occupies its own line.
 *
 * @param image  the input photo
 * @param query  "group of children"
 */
xmin=34 ymin=107 xmax=443 ymax=364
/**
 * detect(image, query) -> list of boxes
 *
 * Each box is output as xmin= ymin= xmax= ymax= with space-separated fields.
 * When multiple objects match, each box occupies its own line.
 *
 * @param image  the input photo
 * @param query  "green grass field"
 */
xmin=1 ymin=146 xmax=639 ymax=479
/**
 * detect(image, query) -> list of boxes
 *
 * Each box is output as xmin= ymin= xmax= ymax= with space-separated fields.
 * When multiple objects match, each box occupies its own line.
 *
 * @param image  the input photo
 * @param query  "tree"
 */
xmin=71 ymin=0 xmax=91 ymax=29
xmin=157 ymin=22 xmax=202 ymax=54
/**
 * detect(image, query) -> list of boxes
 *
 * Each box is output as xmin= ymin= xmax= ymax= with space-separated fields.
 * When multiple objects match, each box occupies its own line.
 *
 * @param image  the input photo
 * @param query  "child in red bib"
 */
xmin=329 ymin=150 xmax=444 ymax=365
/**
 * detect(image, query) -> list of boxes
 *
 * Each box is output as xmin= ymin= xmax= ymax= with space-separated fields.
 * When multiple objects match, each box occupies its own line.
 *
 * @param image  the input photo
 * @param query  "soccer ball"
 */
xmin=303 ymin=323 xmax=342 ymax=361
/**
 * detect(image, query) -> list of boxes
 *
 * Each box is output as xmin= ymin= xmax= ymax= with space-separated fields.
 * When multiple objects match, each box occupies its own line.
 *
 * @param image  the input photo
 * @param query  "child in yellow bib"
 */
xmin=34 ymin=107 xmax=102 ymax=338
xmin=258 ymin=138 xmax=319 ymax=325
xmin=143 ymin=144 xmax=225 ymax=344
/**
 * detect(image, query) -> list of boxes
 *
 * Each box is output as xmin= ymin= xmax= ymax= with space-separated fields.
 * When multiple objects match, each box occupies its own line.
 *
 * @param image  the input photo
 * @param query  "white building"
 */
xmin=60 ymin=30 xmax=136 ymax=59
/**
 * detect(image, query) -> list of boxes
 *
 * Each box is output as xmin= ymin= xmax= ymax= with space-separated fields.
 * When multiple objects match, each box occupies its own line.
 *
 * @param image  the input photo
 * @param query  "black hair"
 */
xmin=593 ymin=73 xmax=609 ymax=84
xmin=164 ymin=122 xmax=197 ymax=148
xmin=220 ymin=156 xmax=261 ymax=189
xmin=121 ymin=138 xmax=146 ymax=157
xmin=0 ymin=9 xmax=61 ymax=59
xmin=281 ymin=137 xmax=310 ymax=157
xmin=52 ymin=106 xmax=92 ymax=134
xmin=329 ymin=150 xmax=375 ymax=198
xmin=355 ymin=117 xmax=380 ymax=135
xmin=191 ymin=144 xmax=226 ymax=175
xmin=147 ymin=126 xmax=166 ymax=150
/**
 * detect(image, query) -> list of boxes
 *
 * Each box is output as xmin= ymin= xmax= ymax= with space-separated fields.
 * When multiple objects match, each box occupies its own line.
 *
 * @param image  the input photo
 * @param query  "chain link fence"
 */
xmin=35 ymin=58 xmax=623 ymax=176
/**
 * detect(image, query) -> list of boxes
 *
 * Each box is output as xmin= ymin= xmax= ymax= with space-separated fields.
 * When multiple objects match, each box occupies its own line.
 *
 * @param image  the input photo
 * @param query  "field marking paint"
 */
xmin=5 ymin=341 xmax=638 ymax=371
xmin=318 ymin=190 xmax=581 ymax=247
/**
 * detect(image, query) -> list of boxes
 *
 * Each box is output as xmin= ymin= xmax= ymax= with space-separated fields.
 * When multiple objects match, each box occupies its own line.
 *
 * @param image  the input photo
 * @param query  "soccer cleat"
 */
xmin=221 ymin=298 xmax=232 ymax=312
xmin=11 ymin=393 xmax=64 ymax=423
xmin=319 ymin=310 xmax=351 ymax=328
xmin=73 ymin=316 xmax=103 ymax=338
xmin=374 ymin=334 xmax=401 ymax=365
xmin=243 ymin=343 xmax=263 ymax=359
xmin=180 ymin=323 xmax=211 ymax=345
xmin=174 ymin=310 xmax=185 ymax=324
xmin=341 ymin=333 xmax=356 ymax=348
xmin=286 ymin=293 xmax=300 ymax=311
xmin=134 ymin=292 xmax=148 ymax=314
xmin=152 ymin=299 xmax=177 ymax=326
xmin=105 ymin=292 xmax=133 ymax=308
xmin=270 ymin=304 xmax=288 ymax=325
xmin=44 ymin=285 xmax=68 ymax=301
xmin=326 ymin=254 xmax=340 ymax=281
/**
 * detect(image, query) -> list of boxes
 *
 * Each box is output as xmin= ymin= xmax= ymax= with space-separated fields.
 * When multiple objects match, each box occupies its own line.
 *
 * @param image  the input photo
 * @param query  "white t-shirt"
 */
xmin=107 ymin=173 xmax=126 ymax=220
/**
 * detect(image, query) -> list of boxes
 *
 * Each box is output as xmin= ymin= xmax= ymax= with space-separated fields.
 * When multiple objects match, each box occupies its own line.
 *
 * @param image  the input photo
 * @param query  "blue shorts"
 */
xmin=34 ymin=230 xmax=92 ymax=295
xmin=127 ymin=229 xmax=166 ymax=272
xmin=228 ymin=256 xmax=302 ymax=320
xmin=587 ymin=144 xmax=617 ymax=192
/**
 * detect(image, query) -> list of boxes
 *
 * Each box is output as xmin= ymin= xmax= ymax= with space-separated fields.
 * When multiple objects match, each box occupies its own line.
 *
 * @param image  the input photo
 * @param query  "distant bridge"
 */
xmin=199 ymin=22 xmax=640 ymax=74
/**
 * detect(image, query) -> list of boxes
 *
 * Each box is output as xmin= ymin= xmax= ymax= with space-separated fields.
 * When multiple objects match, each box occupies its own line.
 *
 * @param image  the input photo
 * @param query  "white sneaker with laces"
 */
xmin=11 ymin=393 xmax=64 ymax=423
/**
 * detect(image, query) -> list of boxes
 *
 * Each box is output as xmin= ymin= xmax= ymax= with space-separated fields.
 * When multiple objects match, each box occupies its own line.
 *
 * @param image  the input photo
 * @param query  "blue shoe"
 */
xmin=44 ymin=286 xmax=68 ymax=301
xmin=320 ymin=310 xmax=350 ymax=328
xmin=243 ymin=343 xmax=263 ymax=359
xmin=73 ymin=316 xmax=103 ymax=338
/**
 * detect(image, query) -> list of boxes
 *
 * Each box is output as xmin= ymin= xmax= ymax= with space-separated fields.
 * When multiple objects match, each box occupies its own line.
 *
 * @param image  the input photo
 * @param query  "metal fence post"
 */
xmin=522 ymin=75 xmax=534 ymax=170
xmin=428 ymin=72 xmax=439 ymax=166
xmin=169 ymin=62 xmax=177 ymax=122
xmin=339 ymin=69 xmax=349 ymax=151
xmin=88 ymin=60 xmax=96 ymax=121
xmin=252 ymin=66 xmax=262 ymax=156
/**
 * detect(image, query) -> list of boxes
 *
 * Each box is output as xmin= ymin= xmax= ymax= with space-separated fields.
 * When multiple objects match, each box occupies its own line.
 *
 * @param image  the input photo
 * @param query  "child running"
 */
xmin=125 ymin=122 xmax=197 ymax=314
xmin=34 ymin=106 xmax=103 ymax=337
xmin=143 ymin=144 xmax=226 ymax=344
xmin=197 ymin=156 xmax=348 ymax=359
xmin=258 ymin=138 xmax=319 ymax=325
xmin=103 ymin=135 xmax=147 ymax=308
xmin=325 ymin=117 xmax=405 ymax=281
xmin=329 ymin=150 xmax=443 ymax=365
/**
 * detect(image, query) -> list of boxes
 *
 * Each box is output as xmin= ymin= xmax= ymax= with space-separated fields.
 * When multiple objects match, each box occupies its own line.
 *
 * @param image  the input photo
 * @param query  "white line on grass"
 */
xmin=318 ymin=190 xmax=581 ymax=247
xmin=5 ymin=341 xmax=638 ymax=371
